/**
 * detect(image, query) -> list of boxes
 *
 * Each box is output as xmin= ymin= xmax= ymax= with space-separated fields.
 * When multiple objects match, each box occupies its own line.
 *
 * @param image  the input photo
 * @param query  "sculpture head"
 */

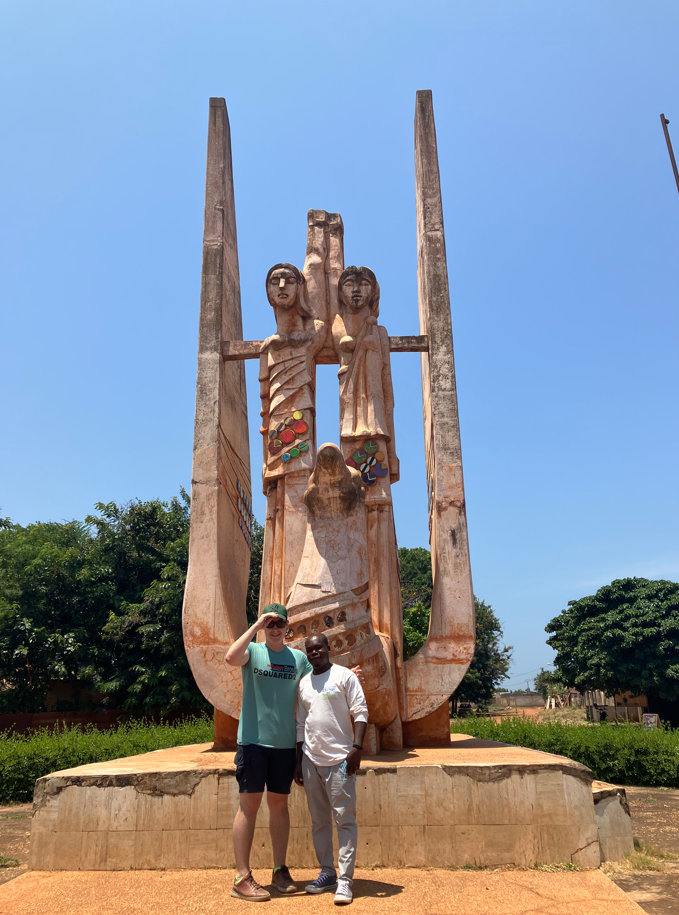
xmin=338 ymin=266 xmax=380 ymax=318
xmin=266 ymin=263 xmax=312 ymax=317
xmin=304 ymin=443 xmax=364 ymax=519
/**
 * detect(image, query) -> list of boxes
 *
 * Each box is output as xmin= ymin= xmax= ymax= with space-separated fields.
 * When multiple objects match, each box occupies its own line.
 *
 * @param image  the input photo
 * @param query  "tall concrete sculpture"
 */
xmin=27 ymin=92 xmax=609 ymax=878
xmin=183 ymin=90 xmax=475 ymax=750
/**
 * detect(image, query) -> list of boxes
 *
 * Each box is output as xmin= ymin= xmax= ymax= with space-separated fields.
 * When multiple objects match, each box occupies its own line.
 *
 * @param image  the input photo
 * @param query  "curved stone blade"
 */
xmin=403 ymin=90 xmax=476 ymax=721
xmin=182 ymin=98 xmax=251 ymax=718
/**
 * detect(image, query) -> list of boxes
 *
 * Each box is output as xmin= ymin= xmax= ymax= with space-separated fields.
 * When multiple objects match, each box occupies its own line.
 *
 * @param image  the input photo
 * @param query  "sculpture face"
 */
xmin=340 ymin=274 xmax=373 ymax=313
xmin=268 ymin=268 xmax=298 ymax=310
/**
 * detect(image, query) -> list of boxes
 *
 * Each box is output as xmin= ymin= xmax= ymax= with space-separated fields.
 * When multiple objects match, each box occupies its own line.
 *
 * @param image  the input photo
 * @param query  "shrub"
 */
xmin=0 ymin=715 xmax=213 ymax=803
xmin=450 ymin=717 xmax=679 ymax=787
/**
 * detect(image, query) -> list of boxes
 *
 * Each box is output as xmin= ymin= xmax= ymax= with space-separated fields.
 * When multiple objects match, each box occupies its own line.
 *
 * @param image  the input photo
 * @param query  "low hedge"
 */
xmin=450 ymin=716 xmax=679 ymax=787
xmin=0 ymin=715 xmax=213 ymax=803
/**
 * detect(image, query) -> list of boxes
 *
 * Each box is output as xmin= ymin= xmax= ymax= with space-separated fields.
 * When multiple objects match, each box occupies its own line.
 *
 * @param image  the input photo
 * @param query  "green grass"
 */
xmin=0 ymin=715 xmax=214 ymax=804
xmin=602 ymin=838 xmax=678 ymax=874
xmin=451 ymin=716 xmax=679 ymax=787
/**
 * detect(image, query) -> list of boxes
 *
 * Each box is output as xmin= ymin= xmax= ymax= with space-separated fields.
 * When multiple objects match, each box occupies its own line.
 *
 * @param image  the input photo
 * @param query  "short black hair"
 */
xmin=306 ymin=633 xmax=329 ymax=649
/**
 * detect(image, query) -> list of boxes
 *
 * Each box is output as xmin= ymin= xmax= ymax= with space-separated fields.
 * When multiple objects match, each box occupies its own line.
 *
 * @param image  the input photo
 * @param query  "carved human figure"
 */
xmin=332 ymin=267 xmax=398 ymax=481
xmin=285 ymin=443 xmax=400 ymax=748
xmin=258 ymin=224 xmax=329 ymax=609
xmin=331 ymin=267 xmax=404 ymax=748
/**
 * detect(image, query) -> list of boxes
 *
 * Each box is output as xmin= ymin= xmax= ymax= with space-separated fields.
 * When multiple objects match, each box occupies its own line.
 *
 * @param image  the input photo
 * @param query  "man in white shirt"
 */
xmin=294 ymin=633 xmax=368 ymax=906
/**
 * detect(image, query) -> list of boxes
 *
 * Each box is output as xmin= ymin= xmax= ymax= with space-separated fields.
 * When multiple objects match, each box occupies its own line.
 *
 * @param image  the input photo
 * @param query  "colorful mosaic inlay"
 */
xmin=345 ymin=440 xmax=389 ymax=487
xmin=268 ymin=411 xmax=309 ymax=463
xmin=236 ymin=479 xmax=253 ymax=550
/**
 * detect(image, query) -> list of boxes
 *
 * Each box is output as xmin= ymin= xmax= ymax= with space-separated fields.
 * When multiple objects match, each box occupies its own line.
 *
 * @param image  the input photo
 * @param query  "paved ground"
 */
xmin=0 ymin=867 xmax=644 ymax=914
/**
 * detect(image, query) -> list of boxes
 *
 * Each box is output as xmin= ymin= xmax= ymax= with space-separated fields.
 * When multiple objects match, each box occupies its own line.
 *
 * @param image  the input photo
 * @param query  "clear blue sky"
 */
xmin=2 ymin=1 xmax=678 ymax=688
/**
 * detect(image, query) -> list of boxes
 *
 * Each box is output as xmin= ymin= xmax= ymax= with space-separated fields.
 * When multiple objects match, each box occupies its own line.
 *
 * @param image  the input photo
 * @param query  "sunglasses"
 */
xmin=265 ymin=618 xmax=287 ymax=630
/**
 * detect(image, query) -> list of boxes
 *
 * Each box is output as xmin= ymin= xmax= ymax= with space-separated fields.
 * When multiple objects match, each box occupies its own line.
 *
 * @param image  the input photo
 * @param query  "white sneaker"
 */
xmin=334 ymin=879 xmax=353 ymax=905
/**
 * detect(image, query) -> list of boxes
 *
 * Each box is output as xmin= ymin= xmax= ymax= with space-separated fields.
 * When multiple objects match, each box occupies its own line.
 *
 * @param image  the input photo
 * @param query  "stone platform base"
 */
xmin=29 ymin=735 xmax=601 ymax=871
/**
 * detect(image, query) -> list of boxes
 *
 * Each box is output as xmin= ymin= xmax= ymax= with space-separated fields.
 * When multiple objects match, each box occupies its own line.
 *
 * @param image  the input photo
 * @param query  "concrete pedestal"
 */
xmin=29 ymin=735 xmax=601 ymax=871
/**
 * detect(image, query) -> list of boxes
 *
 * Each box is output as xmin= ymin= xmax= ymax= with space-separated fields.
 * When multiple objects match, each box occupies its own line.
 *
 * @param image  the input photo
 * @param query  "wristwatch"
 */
xmin=352 ymin=744 xmax=363 ymax=750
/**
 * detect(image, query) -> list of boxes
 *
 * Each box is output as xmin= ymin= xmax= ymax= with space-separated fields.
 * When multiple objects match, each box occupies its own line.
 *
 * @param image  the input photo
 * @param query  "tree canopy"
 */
xmin=0 ymin=492 xmax=208 ymax=714
xmin=546 ymin=577 xmax=679 ymax=701
xmin=533 ymin=668 xmax=565 ymax=700
xmin=2 ymin=506 xmax=513 ymax=715
xmin=398 ymin=546 xmax=512 ymax=708
xmin=456 ymin=598 xmax=513 ymax=707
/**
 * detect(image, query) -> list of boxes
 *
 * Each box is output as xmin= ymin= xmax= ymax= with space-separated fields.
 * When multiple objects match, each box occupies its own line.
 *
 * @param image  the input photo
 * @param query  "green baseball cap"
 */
xmin=263 ymin=603 xmax=287 ymax=621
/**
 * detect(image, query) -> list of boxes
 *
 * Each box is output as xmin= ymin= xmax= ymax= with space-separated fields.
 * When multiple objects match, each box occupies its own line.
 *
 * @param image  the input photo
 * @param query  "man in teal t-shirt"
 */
xmin=225 ymin=603 xmax=310 ymax=901
xmin=226 ymin=603 xmax=359 ymax=901
xmin=238 ymin=639 xmax=311 ymax=749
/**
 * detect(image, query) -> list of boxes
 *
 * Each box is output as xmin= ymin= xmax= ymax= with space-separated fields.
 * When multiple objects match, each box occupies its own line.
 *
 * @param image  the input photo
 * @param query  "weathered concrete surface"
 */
xmin=181 ymin=98 xmax=251 ymax=722
xmin=212 ymin=708 xmax=238 ymax=750
xmin=402 ymin=698 xmax=451 ymax=747
xmin=592 ymin=781 xmax=635 ymax=862
xmin=184 ymin=93 xmax=476 ymax=745
xmin=332 ymin=261 xmax=404 ymax=746
xmin=257 ymin=213 xmax=333 ymax=611
xmin=404 ymin=89 xmax=475 ymax=722
xmin=220 ymin=335 xmax=430 ymax=360
xmin=285 ymin=444 xmax=400 ymax=731
xmin=29 ymin=736 xmax=600 ymax=871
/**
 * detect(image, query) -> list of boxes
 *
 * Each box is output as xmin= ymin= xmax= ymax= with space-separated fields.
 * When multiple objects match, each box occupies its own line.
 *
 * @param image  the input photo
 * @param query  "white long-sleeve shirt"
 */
xmin=296 ymin=664 xmax=369 ymax=766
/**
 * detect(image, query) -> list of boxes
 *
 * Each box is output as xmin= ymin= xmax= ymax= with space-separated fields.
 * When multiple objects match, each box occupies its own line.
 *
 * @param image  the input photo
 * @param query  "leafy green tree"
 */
xmin=83 ymin=494 xmax=191 ymax=610
xmin=546 ymin=578 xmax=679 ymax=701
xmin=533 ymin=668 xmax=565 ymax=701
xmin=398 ymin=546 xmax=512 ymax=708
xmin=0 ymin=492 xmax=203 ymax=713
xmin=398 ymin=546 xmax=433 ymax=610
xmin=246 ymin=520 xmax=264 ymax=627
xmin=0 ymin=519 xmax=100 ymax=711
xmin=97 ymin=528 xmax=208 ymax=713
xmin=90 ymin=492 xmax=213 ymax=713
xmin=403 ymin=602 xmax=430 ymax=659
xmin=455 ymin=599 xmax=512 ymax=709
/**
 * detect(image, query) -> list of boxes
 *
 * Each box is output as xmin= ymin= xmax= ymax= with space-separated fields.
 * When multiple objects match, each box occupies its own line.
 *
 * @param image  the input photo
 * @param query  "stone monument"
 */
xmin=28 ymin=93 xmax=610 ymax=873
xmin=182 ymin=91 xmax=475 ymax=752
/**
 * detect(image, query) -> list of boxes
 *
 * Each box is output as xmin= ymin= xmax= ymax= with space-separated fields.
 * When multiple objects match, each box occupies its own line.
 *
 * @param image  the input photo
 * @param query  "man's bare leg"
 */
xmin=233 ymin=792 xmax=263 ymax=878
xmin=267 ymin=791 xmax=290 ymax=868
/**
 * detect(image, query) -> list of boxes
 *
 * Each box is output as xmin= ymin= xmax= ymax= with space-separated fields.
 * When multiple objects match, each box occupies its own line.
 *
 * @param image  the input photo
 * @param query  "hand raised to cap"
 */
xmin=254 ymin=612 xmax=283 ymax=631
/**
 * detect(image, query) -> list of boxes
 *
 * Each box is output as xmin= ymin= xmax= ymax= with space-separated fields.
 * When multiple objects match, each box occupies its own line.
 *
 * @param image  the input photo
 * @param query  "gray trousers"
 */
xmin=301 ymin=753 xmax=357 ymax=885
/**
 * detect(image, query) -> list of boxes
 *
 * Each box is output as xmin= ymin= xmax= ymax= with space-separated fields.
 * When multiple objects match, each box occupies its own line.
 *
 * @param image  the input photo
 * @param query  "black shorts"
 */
xmin=234 ymin=745 xmax=297 ymax=795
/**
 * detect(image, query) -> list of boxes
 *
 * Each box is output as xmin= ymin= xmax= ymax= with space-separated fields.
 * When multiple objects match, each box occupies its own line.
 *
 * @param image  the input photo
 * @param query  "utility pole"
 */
xmin=660 ymin=114 xmax=679 ymax=195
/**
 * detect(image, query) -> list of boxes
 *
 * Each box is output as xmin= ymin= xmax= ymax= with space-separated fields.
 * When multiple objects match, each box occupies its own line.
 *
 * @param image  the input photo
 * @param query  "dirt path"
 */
xmin=0 ymin=805 xmax=32 ymax=887
xmin=607 ymin=787 xmax=679 ymax=915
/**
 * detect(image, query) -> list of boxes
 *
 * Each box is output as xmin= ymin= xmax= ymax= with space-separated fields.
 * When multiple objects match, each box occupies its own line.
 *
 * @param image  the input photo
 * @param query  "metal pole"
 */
xmin=660 ymin=114 xmax=679 ymax=195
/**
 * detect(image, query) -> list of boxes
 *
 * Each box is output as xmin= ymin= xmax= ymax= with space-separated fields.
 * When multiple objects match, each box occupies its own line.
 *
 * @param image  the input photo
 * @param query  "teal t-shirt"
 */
xmin=238 ymin=641 xmax=312 ymax=749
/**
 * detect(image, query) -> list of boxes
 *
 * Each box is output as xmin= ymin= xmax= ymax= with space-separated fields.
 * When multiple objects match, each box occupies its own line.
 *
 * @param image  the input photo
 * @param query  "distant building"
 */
xmin=493 ymin=691 xmax=544 ymax=708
